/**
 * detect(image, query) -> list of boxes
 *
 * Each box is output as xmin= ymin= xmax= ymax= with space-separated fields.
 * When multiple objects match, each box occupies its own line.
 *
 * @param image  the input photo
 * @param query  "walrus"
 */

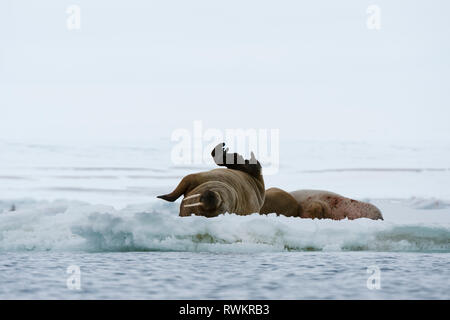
xmin=157 ymin=143 xmax=265 ymax=217
xmin=260 ymin=188 xmax=383 ymax=220
xmin=259 ymin=187 xmax=302 ymax=217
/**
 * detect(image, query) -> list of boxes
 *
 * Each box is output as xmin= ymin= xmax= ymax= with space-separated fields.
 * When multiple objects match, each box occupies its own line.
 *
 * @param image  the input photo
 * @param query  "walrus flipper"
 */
xmin=211 ymin=143 xmax=262 ymax=178
xmin=157 ymin=175 xmax=192 ymax=202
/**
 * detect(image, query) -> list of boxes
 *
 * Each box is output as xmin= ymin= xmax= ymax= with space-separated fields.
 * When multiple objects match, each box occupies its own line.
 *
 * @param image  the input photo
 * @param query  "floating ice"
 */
xmin=0 ymin=198 xmax=448 ymax=253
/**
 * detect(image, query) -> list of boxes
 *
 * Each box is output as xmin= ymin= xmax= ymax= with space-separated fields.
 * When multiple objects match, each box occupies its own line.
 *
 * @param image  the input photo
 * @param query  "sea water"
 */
xmin=1 ymin=252 xmax=448 ymax=299
xmin=0 ymin=139 xmax=449 ymax=299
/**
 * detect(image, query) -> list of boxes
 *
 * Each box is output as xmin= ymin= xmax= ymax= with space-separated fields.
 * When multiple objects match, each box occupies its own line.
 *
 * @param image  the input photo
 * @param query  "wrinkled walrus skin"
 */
xmin=261 ymin=188 xmax=383 ymax=220
xmin=157 ymin=143 xmax=265 ymax=217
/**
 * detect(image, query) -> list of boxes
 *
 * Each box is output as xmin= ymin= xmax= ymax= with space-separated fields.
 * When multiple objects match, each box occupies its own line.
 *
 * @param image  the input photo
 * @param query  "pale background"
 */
xmin=0 ymin=1 xmax=449 ymax=300
xmin=1 ymin=0 xmax=449 ymax=143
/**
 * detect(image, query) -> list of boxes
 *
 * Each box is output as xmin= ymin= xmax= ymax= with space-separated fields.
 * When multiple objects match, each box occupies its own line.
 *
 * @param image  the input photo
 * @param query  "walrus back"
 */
xmin=260 ymin=187 xmax=300 ymax=217
xmin=203 ymin=168 xmax=265 ymax=214
xmin=290 ymin=189 xmax=383 ymax=220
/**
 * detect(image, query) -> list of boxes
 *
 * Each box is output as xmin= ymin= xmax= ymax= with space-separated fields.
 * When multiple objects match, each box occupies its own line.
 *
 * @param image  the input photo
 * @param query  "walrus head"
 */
xmin=179 ymin=181 xmax=237 ymax=217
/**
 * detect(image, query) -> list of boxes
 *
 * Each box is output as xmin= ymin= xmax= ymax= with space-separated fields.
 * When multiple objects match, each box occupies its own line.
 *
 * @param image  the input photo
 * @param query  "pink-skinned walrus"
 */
xmin=260 ymin=187 xmax=383 ymax=220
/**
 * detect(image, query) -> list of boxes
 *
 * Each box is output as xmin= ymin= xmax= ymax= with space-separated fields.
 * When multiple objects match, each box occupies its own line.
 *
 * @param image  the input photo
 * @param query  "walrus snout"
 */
xmin=180 ymin=185 xmax=227 ymax=218
xmin=200 ymin=190 xmax=222 ymax=211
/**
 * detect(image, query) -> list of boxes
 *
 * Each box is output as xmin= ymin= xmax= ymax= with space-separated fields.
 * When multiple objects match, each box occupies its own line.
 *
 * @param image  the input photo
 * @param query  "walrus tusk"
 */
xmin=182 ymin=194 xmax=201 ymax=201
xmin=183 ymin=202 xmax=203 ymax=208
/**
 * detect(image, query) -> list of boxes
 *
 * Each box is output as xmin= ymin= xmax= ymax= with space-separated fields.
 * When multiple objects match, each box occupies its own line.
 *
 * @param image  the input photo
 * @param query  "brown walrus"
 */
xmin=157 ymin=143 xmax=265 ymax=217
xmin=260 ymin=188 xmax=383 ymax=220
xmin=259 ymin=187 xmax=301 ymax=217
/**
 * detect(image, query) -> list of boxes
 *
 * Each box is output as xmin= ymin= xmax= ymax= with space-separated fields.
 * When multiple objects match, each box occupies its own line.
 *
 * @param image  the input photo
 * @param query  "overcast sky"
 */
xmin=0 ymin=0 xmax=449 ymax=143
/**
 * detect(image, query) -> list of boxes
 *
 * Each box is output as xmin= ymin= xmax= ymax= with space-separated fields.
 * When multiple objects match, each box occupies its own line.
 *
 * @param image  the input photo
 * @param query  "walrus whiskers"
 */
xmin=183 ymin=202 xmax=203 ymax=208
xmin=182 ymin=194 xmax=201 ymax=201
